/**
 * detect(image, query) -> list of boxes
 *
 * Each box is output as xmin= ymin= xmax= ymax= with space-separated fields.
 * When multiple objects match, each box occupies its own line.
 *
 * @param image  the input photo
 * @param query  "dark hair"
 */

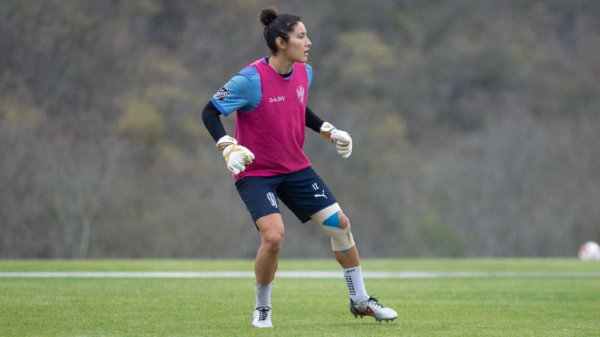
xmin=259 ymin=7 xmax=301 ymax=55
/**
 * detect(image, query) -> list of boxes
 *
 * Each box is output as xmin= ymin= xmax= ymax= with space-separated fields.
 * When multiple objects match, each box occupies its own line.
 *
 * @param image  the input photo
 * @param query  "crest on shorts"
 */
xmin=296 ymin=84 xmax=305 ymax=104
xmin=214 ymin=87 xmax=229 ymax=101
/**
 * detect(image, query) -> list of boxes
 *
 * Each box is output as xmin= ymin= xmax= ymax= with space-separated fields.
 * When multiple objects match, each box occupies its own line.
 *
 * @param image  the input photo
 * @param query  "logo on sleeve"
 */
xmin=214 ymin=87 xmax=229 ymax=101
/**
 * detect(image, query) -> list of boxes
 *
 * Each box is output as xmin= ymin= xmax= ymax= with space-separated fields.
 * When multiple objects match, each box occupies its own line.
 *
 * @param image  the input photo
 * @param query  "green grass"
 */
xmin=1 ymin=259 xmax=599 ymax=337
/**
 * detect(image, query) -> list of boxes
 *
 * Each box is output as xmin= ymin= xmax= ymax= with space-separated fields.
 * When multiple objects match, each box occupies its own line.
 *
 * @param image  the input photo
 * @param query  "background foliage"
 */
xmin=1 ymin=0 xmax=599 ymax=258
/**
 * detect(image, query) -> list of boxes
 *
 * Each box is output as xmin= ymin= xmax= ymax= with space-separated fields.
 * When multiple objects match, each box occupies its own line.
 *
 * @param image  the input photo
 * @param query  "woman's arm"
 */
xmin=202 ymin=101 xmax=227 ymax=142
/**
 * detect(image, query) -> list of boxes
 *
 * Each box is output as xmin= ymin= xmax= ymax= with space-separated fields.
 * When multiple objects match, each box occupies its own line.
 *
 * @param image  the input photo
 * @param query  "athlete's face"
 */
xmin=281 ymin=22 xmax=311 ymax=63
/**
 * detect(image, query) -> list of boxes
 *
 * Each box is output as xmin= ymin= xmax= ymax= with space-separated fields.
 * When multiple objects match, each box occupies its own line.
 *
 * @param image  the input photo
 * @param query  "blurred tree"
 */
xmin=1 ymin=0 xmax=599 ymax=257
xmin=117 ymin=100 xmax=165 ymax=147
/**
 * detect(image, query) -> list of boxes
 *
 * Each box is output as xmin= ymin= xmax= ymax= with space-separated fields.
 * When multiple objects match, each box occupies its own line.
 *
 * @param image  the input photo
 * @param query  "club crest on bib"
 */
xmin=296 ymin=84 xmax=305 ymax=104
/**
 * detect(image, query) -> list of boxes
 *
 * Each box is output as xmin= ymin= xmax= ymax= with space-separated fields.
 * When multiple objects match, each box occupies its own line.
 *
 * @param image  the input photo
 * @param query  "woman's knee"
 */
xmin=338 ymin=211 xmax=350 ymax=229
xmin=257 ymin=214 xmax=285 ymax=252
xmin=263 ymin=229 xmax=284 ymax=248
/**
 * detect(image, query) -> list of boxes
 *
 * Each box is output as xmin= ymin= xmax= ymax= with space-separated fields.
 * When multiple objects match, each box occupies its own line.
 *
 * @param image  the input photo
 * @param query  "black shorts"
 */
xmin=235 ymin=167 xmax=337 ymax=223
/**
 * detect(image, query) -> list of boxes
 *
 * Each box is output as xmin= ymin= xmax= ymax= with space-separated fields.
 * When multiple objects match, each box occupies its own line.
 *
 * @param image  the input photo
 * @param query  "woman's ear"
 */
xmin=275 ymin=36 xmax=287 ymax=50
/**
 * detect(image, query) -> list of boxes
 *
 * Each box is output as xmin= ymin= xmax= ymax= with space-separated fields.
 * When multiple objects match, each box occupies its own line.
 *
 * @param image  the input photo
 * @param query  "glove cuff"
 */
xmin=216 ymin=135 xmax=237 ymax=152
xmin=319 ymin=122 xmax=336 ymax=140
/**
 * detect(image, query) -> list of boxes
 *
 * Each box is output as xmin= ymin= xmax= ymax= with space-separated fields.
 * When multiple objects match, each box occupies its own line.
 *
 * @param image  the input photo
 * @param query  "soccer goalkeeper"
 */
xmin=201 ymin=6 xmax=398 ymax=328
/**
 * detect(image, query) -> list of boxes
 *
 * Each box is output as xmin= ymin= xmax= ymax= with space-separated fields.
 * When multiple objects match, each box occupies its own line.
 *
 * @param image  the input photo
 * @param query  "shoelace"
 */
xmin=367 ymin=297 xmax=384 ymax=309
xmin=257 ymin=307 xmax=270 ymax=321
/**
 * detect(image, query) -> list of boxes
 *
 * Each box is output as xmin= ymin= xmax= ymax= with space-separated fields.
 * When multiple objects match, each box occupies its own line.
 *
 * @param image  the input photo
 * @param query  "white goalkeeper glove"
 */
xmin=216 ymin=135 xmax=255 ymax=175
xmin=320 ymin=122 xmax=352 ymax=158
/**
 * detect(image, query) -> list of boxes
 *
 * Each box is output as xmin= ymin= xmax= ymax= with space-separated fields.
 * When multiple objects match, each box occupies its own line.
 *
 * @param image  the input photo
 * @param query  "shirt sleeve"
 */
xmin=305 ymin=106 xmax=324 ymax=133
xmin=210 ymin=66 xmax=261 ymax=116
xmin=305 ymin=63 xmax=313 ymax=89
xmin=202 ymin=101 xmax=227 ymax=142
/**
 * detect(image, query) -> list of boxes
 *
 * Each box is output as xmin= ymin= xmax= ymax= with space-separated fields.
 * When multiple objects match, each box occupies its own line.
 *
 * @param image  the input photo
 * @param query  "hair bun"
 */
xmin=260 ymin=7 xmax=278 ymax=26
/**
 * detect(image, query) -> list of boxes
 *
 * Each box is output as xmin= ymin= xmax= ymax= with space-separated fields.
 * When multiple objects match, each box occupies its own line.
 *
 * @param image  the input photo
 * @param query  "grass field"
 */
xmin=1 ymin=259 xmax=599 ymax=337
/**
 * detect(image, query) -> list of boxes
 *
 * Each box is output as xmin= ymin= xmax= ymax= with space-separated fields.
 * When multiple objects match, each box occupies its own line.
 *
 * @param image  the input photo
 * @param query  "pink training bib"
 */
xmin=234 ymin=59 xmax=311 ymax=179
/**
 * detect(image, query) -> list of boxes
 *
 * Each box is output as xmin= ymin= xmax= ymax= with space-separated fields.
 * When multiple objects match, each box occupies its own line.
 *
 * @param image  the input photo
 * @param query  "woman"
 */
xmin=202 ymin=7 xmax=397 ymax=328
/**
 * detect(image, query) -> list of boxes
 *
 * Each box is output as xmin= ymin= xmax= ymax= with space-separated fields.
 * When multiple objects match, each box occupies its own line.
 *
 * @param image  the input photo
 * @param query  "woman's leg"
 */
xmin=255 ymin=213 xmax=285 ymax=285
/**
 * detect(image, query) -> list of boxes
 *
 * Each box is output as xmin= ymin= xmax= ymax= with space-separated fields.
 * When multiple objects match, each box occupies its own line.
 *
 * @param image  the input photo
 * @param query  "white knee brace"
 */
xmin=311 ymin=203 xmax=355 ymax=251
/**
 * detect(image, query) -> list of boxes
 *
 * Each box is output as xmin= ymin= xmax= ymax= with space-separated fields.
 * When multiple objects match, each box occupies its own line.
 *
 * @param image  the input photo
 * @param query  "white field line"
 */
xmin=0 ymin=271 xmax=599 ymax=279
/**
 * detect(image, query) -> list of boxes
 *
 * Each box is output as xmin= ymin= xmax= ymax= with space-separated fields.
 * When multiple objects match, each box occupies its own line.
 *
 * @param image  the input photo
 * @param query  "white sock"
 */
xmin=343 ymin=266 xmax=369 ymax=304
xmin=255 ymin=282 xmax=273 ymax=308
